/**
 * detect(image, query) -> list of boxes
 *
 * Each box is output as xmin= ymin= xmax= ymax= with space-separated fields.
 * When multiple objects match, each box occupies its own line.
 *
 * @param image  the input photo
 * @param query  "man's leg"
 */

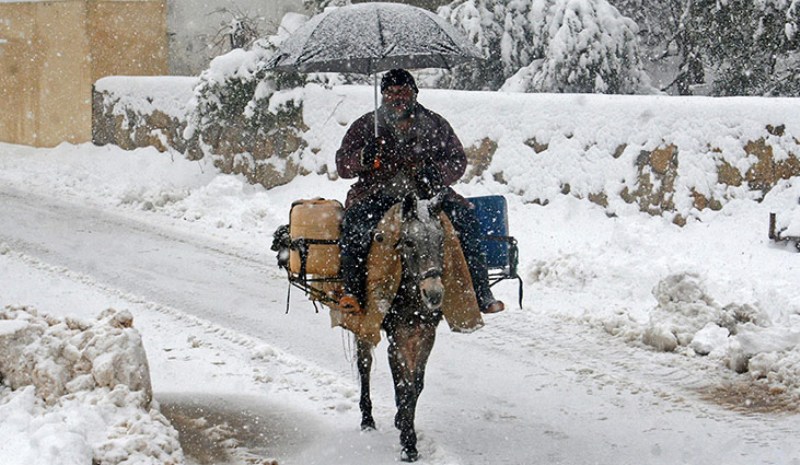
xmin=442 ymin=197 xmax=505 ymax=313
xmin=340 ymin=195 xmax=397 ymax=309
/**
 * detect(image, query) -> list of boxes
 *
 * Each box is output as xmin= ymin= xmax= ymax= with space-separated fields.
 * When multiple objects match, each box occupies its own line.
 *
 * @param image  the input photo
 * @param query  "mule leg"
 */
xmin=387 ymin=323 xmax=438 ymax=462
xmin=356 ymin=337 xmax=376 ymax=431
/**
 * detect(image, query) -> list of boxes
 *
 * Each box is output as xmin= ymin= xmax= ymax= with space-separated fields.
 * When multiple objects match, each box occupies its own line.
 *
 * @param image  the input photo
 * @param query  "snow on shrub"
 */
xmin=183 ymin=40 xmax=304 ymax=143
xmin=0 ymin=306 xmax=183 ymax=464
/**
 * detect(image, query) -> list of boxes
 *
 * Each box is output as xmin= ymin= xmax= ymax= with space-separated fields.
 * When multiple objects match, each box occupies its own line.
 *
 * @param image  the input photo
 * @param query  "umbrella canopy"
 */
xmin=265 ymin=2 xmax=483 ymax=74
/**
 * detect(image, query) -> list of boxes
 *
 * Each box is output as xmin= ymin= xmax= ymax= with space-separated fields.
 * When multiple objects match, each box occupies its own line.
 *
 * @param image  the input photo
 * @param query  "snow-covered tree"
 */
xmin=704 ymin=0 xmax=800 ymax=96
xmin=436 ymin=0 xmax=544 ymax=90
xmin=518 ymin=0 xmax=647 ymax=93
xmin=439 ymin=0 xmax=648 ymax=93
xmin=609 ymin=0 xmax=705 ymax=95
xmin=610 ymin=0 xmax=800 ymax=95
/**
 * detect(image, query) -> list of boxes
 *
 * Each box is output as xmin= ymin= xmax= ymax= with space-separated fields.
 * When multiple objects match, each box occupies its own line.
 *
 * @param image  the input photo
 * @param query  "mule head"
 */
xmin=398 ymin=194 xmax=445 ymax=311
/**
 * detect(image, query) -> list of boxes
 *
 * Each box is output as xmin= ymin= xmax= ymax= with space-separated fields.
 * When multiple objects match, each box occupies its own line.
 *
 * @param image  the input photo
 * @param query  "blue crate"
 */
xmin=468 ymin=195 xmax=510 ymax=269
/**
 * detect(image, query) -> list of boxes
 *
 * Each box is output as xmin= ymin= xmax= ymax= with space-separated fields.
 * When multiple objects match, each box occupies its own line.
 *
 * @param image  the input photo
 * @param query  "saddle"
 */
xmin=330 ymin=203 xmax=484 ymax=345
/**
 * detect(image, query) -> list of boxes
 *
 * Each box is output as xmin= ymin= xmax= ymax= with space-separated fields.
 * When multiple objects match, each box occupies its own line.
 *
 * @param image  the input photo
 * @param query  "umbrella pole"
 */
xmin=373 ymin=72 xmax=379 ymax=138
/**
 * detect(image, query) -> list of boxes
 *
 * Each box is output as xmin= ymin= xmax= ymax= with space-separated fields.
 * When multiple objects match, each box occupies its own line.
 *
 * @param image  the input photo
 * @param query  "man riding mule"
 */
xmin=336 ymin=69 xmax=505 ymax=316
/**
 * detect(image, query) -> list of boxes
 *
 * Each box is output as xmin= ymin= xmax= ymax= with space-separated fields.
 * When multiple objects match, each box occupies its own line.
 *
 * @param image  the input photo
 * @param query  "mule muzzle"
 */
xmin=419 ymin=269 xmax=444 ymax=310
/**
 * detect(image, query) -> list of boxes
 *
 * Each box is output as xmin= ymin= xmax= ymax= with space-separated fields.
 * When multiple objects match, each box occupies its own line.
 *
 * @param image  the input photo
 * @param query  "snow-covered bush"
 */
xmin=183 ymin=13 xmax=312 ymax=187
xmin=439 ymin=0 xmax=649 ymax=93
xmin=183 ymin=34 xmax=305 ymax=149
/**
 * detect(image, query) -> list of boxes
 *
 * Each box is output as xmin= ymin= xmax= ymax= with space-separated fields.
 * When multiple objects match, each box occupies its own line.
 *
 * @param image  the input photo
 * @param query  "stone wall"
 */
xmin=92 ymin=93 xmax=189 ymax=154
xmin=186 ymin=109 xmax=308 ymax=188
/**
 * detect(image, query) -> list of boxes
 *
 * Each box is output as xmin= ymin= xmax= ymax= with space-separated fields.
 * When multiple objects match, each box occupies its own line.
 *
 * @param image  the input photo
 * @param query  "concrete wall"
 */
xmin=0 ymin=0 xmax=167 ymax=147
xmin=88 ymin=0 xmax=167 ymax=82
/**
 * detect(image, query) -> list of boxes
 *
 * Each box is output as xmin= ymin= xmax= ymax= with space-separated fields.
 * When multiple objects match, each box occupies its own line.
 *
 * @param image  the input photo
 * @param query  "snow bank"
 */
xmin=606 ymin=269 xmax=800 ymax=391
xmin=0 ymin=306 xmax=182 ymax=465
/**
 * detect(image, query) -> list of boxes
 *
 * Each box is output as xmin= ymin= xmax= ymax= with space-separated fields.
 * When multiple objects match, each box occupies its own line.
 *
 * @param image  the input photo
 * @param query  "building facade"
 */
xmin=0 ymin=0 xmax=168 ymax=147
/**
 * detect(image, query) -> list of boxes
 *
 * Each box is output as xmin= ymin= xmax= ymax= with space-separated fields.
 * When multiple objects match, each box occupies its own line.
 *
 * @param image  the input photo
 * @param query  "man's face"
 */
xmin=382 ymin=84 xmax=416 ymax=122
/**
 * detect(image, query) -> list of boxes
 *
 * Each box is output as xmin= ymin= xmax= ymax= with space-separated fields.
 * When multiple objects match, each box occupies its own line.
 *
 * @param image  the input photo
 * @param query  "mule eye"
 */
xmin=404 ymin=239 xmax=415 ymax=248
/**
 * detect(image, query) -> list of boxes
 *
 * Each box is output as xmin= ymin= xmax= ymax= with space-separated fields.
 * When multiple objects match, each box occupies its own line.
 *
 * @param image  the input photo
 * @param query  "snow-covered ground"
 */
xmin=1 ymin=86 xmax=800 ymax=464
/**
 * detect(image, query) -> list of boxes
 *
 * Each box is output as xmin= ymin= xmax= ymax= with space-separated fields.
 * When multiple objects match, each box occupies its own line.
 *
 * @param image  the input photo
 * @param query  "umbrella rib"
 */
xmin=375 ymin=5 xmax=386 ymax=72
xmin=419 ymin=11 xmax=460 ymax=56
xmin=296 ymin=11 xmax=331 ymax=70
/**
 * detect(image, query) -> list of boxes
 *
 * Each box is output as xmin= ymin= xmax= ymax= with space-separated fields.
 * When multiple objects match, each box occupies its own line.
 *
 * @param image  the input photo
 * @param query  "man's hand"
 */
xmin=360 ymin=138 xmax=383 ymax=170
xmin=414 ymin=164 xmax=444 ymax=199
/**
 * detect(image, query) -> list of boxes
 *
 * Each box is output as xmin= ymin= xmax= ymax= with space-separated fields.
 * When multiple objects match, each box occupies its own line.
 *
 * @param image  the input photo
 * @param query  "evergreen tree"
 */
xmin=523 ymin=0 xmax=646 ymax=93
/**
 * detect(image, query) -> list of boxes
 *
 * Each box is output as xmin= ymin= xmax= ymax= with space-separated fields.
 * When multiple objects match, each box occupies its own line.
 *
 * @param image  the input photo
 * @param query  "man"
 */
xmin=335 ymin=69 xmax=505 ymax=315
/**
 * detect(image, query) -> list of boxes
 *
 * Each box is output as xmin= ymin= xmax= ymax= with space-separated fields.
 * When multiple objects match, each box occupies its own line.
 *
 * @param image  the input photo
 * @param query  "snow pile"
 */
xmin=643 ymin=273 xmax=728 ymax=352
xmin=632 ymin=272 xmax=800 ymax=391
xmin=0 ymin=306 xmax=182 ymax=465
xmin=640 ymin=273 xmax=769 ymax=354
xmin=729 ymin=323 xmax=800 ymax=383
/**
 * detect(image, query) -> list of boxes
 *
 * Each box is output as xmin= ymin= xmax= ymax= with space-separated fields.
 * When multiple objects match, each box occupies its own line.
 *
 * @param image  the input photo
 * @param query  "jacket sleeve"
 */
xmin=336 ymin=114 xmax=372 ymax=179
xmin=433 ymin=116 xmax=467 ymax=186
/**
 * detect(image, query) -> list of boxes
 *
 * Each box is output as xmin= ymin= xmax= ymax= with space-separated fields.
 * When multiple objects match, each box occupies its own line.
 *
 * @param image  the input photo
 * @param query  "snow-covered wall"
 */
xmin=93 ymin=76 xmax=198 ymax=153
xmin=93 ymin=77 xmax=800 ymax=222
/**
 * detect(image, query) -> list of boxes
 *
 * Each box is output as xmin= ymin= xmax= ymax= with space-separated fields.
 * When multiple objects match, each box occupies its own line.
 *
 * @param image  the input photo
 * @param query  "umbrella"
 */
xmin=265 ymin=1 xmax=483 ymax=135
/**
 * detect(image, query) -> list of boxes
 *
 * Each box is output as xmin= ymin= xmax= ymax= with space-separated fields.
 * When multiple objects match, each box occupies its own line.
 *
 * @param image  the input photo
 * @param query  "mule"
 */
xmin=355 ymin=194 xmax=446 ymax=462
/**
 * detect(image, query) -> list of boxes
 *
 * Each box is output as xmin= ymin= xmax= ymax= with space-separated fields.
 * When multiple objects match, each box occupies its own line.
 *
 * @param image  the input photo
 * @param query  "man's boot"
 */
xmin=338 ymin=254 xmax=365 ymax=313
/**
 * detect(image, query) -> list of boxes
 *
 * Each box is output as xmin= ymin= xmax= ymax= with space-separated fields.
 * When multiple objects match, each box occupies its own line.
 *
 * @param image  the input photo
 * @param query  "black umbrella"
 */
xmin=265 ymin=2 xmax=483 ymax=135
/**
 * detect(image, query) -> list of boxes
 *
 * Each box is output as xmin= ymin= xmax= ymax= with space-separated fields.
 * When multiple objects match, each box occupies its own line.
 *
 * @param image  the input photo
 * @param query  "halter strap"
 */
xmin=419 ymin=268 xmax=442 ymax=281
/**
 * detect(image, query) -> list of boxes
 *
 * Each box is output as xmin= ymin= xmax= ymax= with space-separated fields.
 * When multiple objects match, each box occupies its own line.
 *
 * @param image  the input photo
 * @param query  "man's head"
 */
xmin=381 ymin=69 xmax=418 ymax=123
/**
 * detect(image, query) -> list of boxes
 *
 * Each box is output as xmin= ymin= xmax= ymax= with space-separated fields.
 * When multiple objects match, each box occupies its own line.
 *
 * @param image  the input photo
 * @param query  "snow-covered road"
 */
xmin=3 ymin=185 xmax=798 ymax=465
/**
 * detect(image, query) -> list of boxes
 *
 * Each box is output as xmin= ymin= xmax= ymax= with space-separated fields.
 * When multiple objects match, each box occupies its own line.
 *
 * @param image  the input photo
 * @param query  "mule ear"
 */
xmin=427 ymin=192 xmax=444 ymax=218
xmin=402 ymin=194 xmax=418 ymax=220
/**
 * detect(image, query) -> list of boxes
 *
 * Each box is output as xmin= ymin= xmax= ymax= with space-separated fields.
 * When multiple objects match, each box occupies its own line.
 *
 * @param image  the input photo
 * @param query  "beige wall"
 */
xmin=0 ymin=0 xmax=167 ymax=147
xmin=88 ymin=0 xmax=167 ymax=82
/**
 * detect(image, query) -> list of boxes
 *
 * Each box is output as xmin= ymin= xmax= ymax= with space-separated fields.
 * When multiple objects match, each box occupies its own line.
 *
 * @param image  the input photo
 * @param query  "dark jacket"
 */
xmin=336 ymin=103 xmax=467 ymax=208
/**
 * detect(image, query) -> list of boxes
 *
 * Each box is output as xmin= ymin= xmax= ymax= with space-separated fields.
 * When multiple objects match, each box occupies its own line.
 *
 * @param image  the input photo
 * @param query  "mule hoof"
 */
xmin=361 ymin=418 xmax=376 ymax=431
xmin=401 ymin=447 xmax=419 ymax=462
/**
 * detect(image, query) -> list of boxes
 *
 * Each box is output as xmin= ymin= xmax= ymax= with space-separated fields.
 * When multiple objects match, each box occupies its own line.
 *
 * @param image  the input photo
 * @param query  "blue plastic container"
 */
xmin=468 ymin=195 xmax=509 ymax=269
